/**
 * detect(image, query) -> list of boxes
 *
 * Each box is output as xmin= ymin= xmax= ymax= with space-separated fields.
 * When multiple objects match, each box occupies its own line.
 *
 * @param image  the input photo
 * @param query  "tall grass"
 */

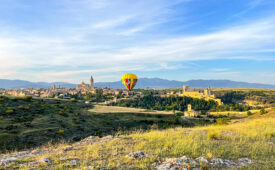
xmin=3 ymin=111 xmax=275 ymax=169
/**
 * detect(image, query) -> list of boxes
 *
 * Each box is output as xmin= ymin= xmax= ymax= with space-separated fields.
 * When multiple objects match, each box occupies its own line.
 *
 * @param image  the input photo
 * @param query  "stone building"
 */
xmin=76 ymin=75 xmax=95 ymax=94
xmin=181 ymin=85 xmax=222 ymax=105
xmin=184 ymin=104 xmax=199 ymax=117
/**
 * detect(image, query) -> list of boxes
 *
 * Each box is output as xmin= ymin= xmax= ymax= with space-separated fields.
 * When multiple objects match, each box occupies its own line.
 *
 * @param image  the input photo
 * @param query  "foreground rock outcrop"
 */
xmin=0 ymin=135 xmax=254 ymax=169
xmin=153 ymin=155 xmax=252 ymax=170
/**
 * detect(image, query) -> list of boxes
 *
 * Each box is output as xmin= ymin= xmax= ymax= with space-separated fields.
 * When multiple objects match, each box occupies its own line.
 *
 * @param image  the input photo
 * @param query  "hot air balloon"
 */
xmin=121 ymin=73 xmax=138 ymax=91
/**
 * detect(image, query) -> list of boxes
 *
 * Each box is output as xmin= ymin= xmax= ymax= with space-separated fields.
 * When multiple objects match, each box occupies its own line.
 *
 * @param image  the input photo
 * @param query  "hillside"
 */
xmin=0 ymin=96 xmax=202 ymax=151
xmin=0 ymin=108 xmax=274 ymax=169
xmin=1 ymin=78 xmax=275 ymax=89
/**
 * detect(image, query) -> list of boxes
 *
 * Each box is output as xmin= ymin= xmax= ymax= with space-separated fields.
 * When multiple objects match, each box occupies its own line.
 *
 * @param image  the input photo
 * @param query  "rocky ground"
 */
xmin=0 ymin=135 xmax=253 ymax=169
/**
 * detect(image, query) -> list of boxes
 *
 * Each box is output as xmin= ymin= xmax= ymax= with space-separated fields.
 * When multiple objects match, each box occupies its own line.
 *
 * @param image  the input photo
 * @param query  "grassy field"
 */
xmin=2 ymin=108 xmax=274 ymax=169
xmin=0 ymin=96 xmax=204 ymax=152
xmin=90 ymin=105 xmax=173 ymax=114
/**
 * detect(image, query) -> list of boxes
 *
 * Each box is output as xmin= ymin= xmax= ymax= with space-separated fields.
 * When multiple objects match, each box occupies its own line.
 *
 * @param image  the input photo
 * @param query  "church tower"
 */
xmin=52 ymin=84 xmax=56 ymax=90
xmin=188 ymin=104 xmax=192 ymax=111
xmin=90 ymin=76 xmax=94 ymax=89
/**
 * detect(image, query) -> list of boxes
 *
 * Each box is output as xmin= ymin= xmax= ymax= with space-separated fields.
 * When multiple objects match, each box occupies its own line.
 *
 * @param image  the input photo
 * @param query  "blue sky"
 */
xmin=0 ymin=0 xmax=275 ymax=84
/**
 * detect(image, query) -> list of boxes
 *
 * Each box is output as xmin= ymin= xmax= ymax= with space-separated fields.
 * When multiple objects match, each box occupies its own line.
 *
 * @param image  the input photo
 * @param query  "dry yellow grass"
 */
xmin=89 ymin=105 xmax=173 ymax=114
xmin=2 ymin=109 xmax=275 ymax=169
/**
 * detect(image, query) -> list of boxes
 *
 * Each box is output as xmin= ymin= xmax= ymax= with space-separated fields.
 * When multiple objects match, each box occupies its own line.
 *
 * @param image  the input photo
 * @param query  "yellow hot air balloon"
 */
xmin=121 ymin=73 xmax=138 ymax=91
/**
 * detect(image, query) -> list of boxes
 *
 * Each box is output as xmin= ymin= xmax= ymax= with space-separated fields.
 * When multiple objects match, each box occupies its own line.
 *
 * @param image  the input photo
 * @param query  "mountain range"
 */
xmin=0 ymin=78 xmax=274 ymax=89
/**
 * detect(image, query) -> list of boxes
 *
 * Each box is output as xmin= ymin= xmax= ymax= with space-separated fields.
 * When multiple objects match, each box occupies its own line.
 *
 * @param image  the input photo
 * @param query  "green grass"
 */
xmin=0 ymin=96 xmax=205 ymax=152
xmin=2 ymin=109 xmax=274 ymax=169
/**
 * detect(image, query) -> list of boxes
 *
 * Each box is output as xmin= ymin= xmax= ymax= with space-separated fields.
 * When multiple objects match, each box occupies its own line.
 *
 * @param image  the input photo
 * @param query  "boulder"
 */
xmin=127 ymin=151 xmax=148 ymax=159
xmin=40 ymin=157 xmax=51 ymax=165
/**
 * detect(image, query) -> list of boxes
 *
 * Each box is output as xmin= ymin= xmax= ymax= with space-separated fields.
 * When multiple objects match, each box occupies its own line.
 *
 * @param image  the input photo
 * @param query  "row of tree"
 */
xmin=109 ymin=94 xmax=254 ymax=114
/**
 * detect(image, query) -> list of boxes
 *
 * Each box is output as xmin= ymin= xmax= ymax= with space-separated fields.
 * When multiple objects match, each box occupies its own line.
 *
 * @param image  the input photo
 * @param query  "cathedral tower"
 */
xmin=90 ymin=76 xmax=94 ymax=89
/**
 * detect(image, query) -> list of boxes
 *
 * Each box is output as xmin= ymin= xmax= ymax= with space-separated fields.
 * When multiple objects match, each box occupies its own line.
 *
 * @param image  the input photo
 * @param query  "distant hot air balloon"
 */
xmin=121 ymin=73 xmax=138 ymax=91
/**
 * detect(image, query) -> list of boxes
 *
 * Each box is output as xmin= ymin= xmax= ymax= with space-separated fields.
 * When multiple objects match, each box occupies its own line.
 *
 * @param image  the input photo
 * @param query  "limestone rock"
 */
xmin=181 ymin=156 xmax=199 ymax=167
xmin=237 ymin=158 xmax=252 ymax=167
xmin=153 ymin=156 xmax=252 ymax=169
xmin=67 ymin=160 xmax=77 ymax=166
xmin=40 ymin=157 xmax=51 ymax=165
xmin=195 ymin=156 xmax=208 ymax=164
xmin=0 ymin=157 xmax=17 ymax=166
xmin=128 ymin=151 xmax=148 ymax=159
xmin=210 ymin=158 xmax=224 ymax=165
xmin=155 ymin=158 xmax=190 ymax=170
xmin=62 ymin=146 xmax=75 ymax=152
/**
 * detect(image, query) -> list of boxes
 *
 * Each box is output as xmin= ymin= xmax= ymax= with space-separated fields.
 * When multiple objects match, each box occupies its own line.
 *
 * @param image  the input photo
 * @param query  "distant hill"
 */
xmin=0 ymin=78 xmax=274 ymax=89
xmin=0 ymin=79 xmax=75 ymax=89
xmin=95 ymin=78 xmax=275 ymax=89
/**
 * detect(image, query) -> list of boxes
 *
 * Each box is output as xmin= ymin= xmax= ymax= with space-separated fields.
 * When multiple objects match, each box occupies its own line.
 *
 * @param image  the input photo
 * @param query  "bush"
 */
xmin=57 ymin=129 xmax=64 ymax=135
xmin=5 ymin=109 xmax=14 ymax=114
xmin=18 ymin=105 xmax=30 ymax=110
xmin=15 ymin=97 xmax=25 ymax=100
xmin=70 ymin=98 xmax=77 ymax=102
xmin=208 ymin=131 xmax=220 ymax=140
xmin=216 ymin=118 xmax=229 ymax=125
xmin=247 ymin=111 xmax=252 ymax=116
xmin=25 ymin=95 xmax=33 ymax=100
xmin=260 ymin=108 xmax=266 ymax=115
xmin=0 ymin=116 xmax=4 ymax=120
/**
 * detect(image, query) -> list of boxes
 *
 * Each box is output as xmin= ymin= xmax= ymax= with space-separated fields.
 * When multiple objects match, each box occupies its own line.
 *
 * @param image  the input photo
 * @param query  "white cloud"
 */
xmin=0 ymin=1 xmax=274 ymax=83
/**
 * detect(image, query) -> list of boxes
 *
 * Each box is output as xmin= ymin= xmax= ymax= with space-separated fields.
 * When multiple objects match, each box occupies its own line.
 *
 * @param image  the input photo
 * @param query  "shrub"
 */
xmin=151 ymin=124 xmax=159 ymax=130
xmin=18 ymin=105 xmax=30 ymax=110
xmin=216 ymin=118 xmax=229 ymax=125
xmin=57 ymin=129 xmax=64 ymax=135
xmin=247 ymin=111 xmax=252 ymax=116
xmin=70 ymin=98 xmax=77 ymax=102
xmin=208 ymin=131 xmax=220 ymax=140
xmin=260 ymin=108 xmax=266 ymax=115
xmin=15 ymin=97 xmax=25 ymax=100
xmin=18 ymin=105 xmax=24 ymax=109
xmin=25 ymin=95 xmax=33 ymax=100
xmin=5 ymin=109 xmax=14 ymax=114
xmin=0 ymin=116 xmax=4 ymax=120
